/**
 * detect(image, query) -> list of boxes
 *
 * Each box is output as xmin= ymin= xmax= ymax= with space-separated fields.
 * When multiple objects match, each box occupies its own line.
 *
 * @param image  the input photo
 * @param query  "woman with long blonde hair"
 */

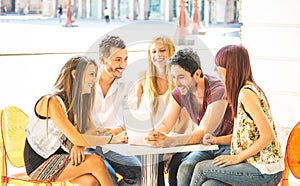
xmin=137 ymin=35 xmax=190 ymax=186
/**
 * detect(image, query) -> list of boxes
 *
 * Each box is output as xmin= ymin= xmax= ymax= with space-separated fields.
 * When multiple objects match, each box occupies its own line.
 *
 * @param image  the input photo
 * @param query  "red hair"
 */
xmin=215 ymin=45 xmax=255 ymax=117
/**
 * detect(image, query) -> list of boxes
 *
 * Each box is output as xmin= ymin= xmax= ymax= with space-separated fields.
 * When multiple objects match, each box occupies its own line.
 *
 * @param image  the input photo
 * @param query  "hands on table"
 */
xmin=105 ymin=127 xmax=128 ymax=144
xmin=145 ymin=130 xmax=174 ymax=147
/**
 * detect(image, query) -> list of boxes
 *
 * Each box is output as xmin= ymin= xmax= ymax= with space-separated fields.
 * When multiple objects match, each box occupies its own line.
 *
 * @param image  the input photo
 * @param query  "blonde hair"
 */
xmin=145 ymin=35 xmax=175 ymax=115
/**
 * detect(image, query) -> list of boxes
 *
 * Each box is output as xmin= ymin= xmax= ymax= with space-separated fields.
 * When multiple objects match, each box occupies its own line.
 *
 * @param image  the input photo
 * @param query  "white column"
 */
xmin=215 ymin=0 xmax=226 ymax=23
xmin=241 ymin=0 xmax=300 ymax=129
xmin=97 ymin=0 xmax=103 ymax=19
xmin=163 ymin=0 xmax=173 ymax=21
xmin=129 ymin=0 xmax=137 ymax=20
xmin=113 ymin=0 xmax=118 ymax=19
xmin=139 ymin=0 xmax=148 ymax=20
xmin=86 ymin=0 xmax=90 ymax=18
xmin=77 ymin=0 xmax=82 ymax=17
xmin=203 ymin=0 xmax=209 ymax=26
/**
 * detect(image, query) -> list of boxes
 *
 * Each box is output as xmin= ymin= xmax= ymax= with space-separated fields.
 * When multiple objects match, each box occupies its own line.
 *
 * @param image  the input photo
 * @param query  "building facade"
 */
xmin=1 ymin=0 xmax=240 ymax=25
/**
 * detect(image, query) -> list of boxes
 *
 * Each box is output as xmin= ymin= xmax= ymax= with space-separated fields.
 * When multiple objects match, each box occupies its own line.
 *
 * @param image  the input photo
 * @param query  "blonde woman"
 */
xmin=137 ymin=36 xmax=190 ymax=186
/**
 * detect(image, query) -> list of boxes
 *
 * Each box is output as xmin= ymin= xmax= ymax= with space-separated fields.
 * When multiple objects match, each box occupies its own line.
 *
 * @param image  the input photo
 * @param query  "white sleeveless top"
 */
xmin=139 ymin=85 xmax=170 ymax=127
xmin=26 ymin=95 xmax=70 ymax=159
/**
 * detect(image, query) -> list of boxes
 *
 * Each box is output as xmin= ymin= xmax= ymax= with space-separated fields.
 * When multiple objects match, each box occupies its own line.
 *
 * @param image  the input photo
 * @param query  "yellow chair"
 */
xmin=0 ymin=106 xmax=72 ymax=186
xmin=280 ymin=121 xmax=300 ymax=186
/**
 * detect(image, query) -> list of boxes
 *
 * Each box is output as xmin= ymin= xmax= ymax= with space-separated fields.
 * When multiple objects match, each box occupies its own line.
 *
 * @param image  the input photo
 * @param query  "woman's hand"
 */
xmin=114 ymin=130 xmax=128 ymax=143
xmin=105 ymin=126 xmax=124 ymax=135
xmin=70 ymin=145 xmax=85 ymax=166
xmin=212 ymin=155 xmax=242 ymax=167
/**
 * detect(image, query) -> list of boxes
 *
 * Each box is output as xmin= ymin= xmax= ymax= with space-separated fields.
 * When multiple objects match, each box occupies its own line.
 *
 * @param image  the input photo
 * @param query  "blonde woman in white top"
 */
xmin=137 ymin=35 xmax=190 ymax=186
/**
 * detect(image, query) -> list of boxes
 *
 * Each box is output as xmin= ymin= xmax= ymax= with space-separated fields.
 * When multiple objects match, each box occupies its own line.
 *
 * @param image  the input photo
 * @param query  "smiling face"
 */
xmin=103 ymin=47 xmax=128 ymax=78
xmin=171 ymin=64 xmax=197 ymax=95
xmin=149 ymin=41 xmax=168 ymax=70
xmin=82 ymin=63 xmax=97 ymax=94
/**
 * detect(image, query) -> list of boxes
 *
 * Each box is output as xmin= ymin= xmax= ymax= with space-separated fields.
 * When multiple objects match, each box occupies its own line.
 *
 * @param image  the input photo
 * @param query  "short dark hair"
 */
xmin=168 ymin=48 xmax=203 ymax=77
xmin=99 ymin=35 xmax=126 ymax=58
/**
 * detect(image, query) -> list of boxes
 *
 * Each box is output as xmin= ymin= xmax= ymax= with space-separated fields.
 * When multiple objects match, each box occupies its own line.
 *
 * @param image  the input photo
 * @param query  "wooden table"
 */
xmin=104 ymin=144 xmax=218 ymax=186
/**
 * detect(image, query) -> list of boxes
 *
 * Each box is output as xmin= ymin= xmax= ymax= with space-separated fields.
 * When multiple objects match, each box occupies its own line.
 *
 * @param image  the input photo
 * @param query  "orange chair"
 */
xmin=0 ymin=106 xmax=72 ymax=186
xmin=280 ymin=121 xmax=300 ymax=186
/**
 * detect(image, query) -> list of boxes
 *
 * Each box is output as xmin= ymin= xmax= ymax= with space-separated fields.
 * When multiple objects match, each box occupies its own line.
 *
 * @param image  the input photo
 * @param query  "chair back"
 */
xmin=0 ymin=106 xmax=73 ymax=186
xmin=281 ymin=121 xmax=300 ymax=186
xmin=1 ymin=106 xmax=28 ymax=168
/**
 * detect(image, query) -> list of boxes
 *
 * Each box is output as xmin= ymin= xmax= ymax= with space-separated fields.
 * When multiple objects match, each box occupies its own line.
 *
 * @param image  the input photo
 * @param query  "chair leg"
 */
xmin=280 ymin=156 xmax=289 ymax=186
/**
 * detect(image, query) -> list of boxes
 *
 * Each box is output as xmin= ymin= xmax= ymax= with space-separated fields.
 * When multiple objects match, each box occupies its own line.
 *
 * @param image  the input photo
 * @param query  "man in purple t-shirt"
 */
xmin=146 ymin=48 xmax=233 ymax=186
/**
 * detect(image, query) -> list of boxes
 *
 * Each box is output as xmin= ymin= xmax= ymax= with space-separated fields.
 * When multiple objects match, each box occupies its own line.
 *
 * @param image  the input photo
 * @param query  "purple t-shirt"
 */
xmin=172 ymin=75 xmax=233 ymax=136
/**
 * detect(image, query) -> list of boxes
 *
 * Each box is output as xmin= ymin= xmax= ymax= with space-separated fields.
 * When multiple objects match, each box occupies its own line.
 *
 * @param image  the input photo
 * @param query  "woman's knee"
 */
xmin=85 ymin=154 xmax=106 ymax=168
xmin=84 ymin=175 xmax=100 ymax=186
xmin=71 ymin=174 xmax=100 ymax=186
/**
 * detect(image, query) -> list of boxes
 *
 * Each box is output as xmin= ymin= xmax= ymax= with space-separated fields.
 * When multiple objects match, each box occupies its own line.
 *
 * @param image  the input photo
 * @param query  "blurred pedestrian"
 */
xmin=57 ymin=5 xmax=63 ymax=23
xmin=2 ymin=5 xmax=7 ymax=15
xmin=104 ymin=7 xmax=110 ymax=23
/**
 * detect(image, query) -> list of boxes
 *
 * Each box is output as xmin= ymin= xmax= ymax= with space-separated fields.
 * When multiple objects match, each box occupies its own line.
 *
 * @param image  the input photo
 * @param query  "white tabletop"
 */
xmin=103 ymin=144 xmax=218 ymax=156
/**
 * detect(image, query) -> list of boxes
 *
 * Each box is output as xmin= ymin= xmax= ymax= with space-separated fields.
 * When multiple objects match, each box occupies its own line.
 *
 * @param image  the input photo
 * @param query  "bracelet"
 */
xmin=107 ymin=135 xmax=113 ymax=144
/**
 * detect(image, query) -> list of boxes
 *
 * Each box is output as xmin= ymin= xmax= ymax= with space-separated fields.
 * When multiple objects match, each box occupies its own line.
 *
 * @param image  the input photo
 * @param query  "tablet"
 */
xmin=123 ymin=109 xmax=154 ymax=146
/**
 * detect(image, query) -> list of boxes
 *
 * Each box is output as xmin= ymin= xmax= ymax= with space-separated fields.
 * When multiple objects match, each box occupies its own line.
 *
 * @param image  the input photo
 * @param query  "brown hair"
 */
xmin=52 ymin=56 xmax=98 ymax=132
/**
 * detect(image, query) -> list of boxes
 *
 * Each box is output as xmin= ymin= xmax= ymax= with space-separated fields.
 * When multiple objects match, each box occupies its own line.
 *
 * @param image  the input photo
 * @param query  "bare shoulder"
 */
xmin=36 ymin=95 xmax=60 ymax=117
xmin=239 ymin=87 xmax=260 ymax=108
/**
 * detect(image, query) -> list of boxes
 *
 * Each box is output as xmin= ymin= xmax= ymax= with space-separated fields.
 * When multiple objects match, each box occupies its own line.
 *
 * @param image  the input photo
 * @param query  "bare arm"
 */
xmin=147 ymin=98 xmax=229 ymax=146
xmin=136 ymin=80 xmax=144 ymax=108
xmin=172 ymin=108 xmax=190 ymax=134
xmin=136 ymin=72 xmax=146 ymax=108
xmin=212 ymin=134 xmax=232 ymax=145
xmin=156 ymin=96 xmax=181 ymax=133
xmin=37 ymin=96 xmax=89 ymax=147
xmin=198 ymin=99 xmax=228 ymax=134
xmin=234 ymin=88 xmax=275 ymax=161
xmin=213 ymin=88 xmax=276 ymax=167
xmin=182 ymin=99 xmax=229 ymax=145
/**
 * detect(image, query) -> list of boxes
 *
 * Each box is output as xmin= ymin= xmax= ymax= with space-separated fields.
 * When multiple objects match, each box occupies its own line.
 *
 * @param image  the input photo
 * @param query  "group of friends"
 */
xmin=24 ymin=34 xmax=284 ymax=186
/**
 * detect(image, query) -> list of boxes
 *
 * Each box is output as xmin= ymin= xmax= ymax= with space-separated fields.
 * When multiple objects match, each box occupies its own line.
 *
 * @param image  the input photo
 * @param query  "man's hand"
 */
xmin=114 ymin=130 xmax=128 ymax=143
xmin=145 ymin=130 xmax=167 ymax=146
xmin=70 ymin=145 xmax=85 ymax=166
xmin=202 ymin=133 xmax=215 ymax=145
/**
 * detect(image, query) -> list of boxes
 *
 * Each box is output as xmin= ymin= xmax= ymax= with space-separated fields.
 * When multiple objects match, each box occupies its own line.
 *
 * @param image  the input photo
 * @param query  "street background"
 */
xmin=2 ymin=15 xmax=298 ymax=185
xmin=0 ymin=15 xmax=240 ymax=115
